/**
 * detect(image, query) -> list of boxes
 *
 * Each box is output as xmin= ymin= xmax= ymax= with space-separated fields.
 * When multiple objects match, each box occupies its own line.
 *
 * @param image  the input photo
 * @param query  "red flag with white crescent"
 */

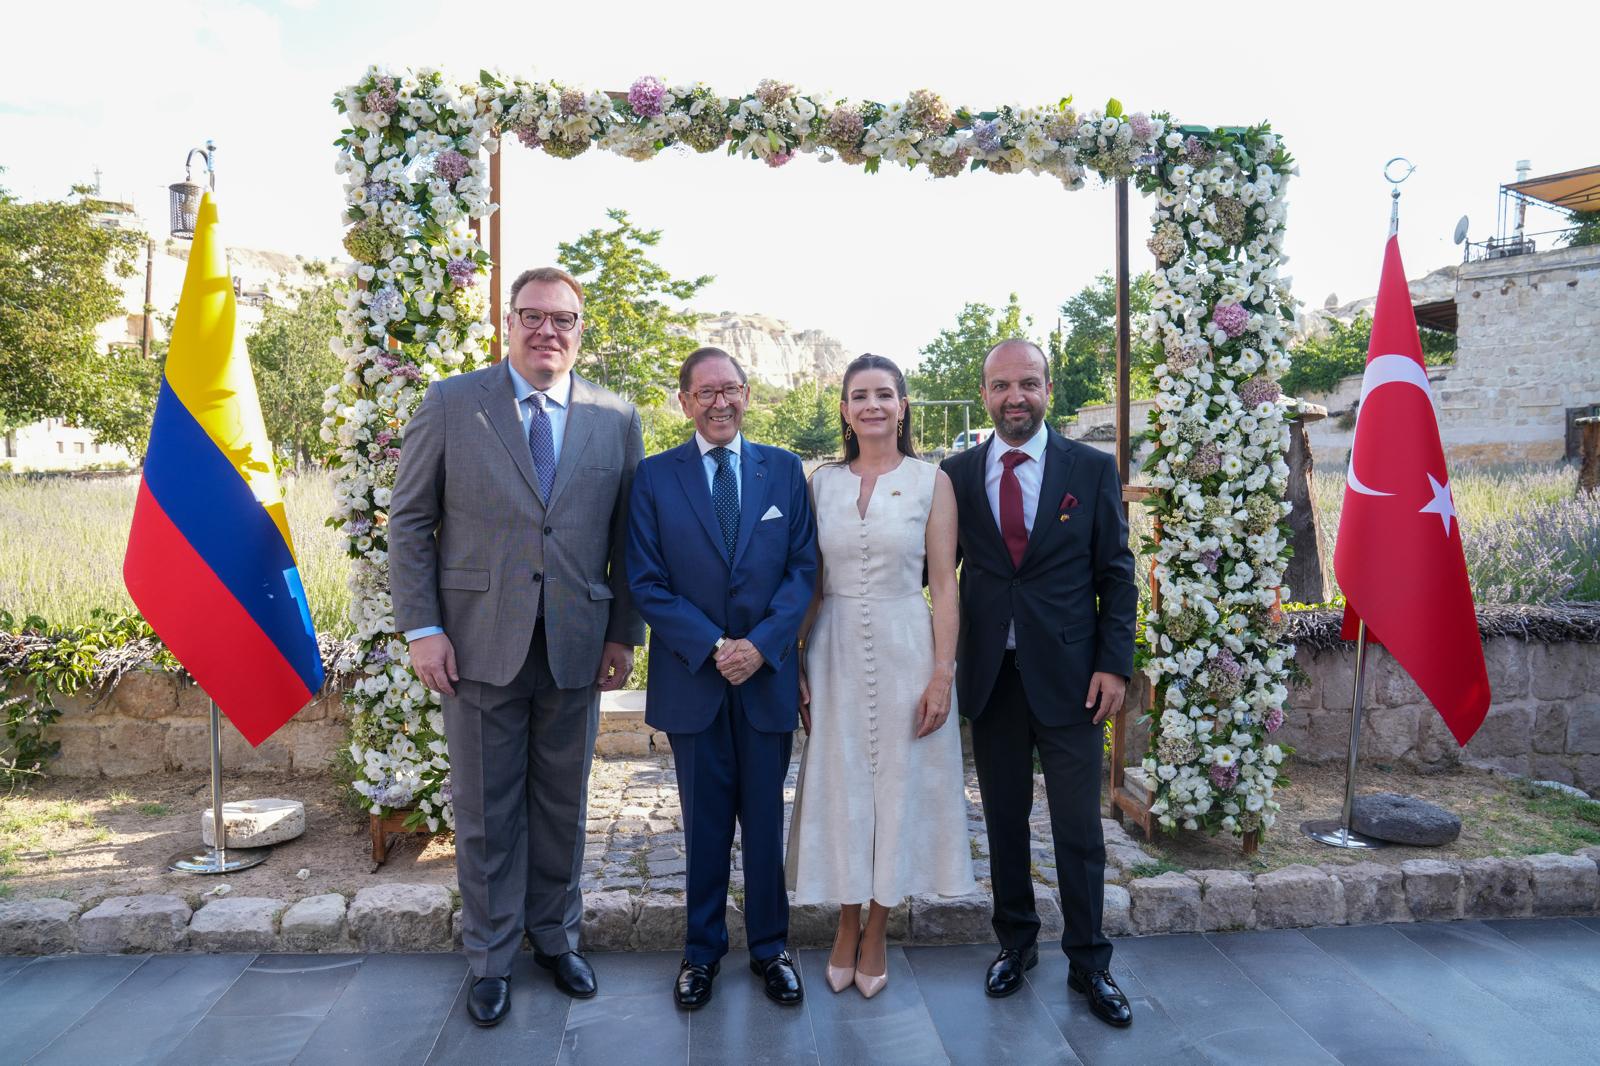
xmin=1334 ymin=234 xmax=1490 ymax=746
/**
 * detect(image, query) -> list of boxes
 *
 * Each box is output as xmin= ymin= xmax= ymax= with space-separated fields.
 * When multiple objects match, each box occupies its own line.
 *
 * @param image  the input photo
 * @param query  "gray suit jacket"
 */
xmin=389 ymin=361 xmax=646 ymax=688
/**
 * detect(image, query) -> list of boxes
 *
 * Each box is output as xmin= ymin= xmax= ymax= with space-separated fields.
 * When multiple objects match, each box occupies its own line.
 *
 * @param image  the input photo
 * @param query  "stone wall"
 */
xmin=1305 ymin=243 xmax=1600 ymax=467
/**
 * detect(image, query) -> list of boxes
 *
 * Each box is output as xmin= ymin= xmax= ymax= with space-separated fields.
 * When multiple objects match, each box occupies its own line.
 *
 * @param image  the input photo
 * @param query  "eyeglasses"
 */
xmin=688 ymin=384 xmax=747 ymax=406
xmin=512 ymin=307 xmax=580 ymax=332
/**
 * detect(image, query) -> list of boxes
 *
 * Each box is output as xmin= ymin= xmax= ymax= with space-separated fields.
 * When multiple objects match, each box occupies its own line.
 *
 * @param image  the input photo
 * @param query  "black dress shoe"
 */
xmin=534 ymin=949 xmax=597 ymax=998
xmin=1069 ymin=966 xmax=1133 ymax=1028
xmin=985 ymin=944 xmax=1039 ymax=998
xmin=749 ymin=951 xmax=804 ymax=1005
xmin=675 ymin=959 xmax=719 ymax=1010
xmin=467 ymin=976 xmax=510 ymax=1027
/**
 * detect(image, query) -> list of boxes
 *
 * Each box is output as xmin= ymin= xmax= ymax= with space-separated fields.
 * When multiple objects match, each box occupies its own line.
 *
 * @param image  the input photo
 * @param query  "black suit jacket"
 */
xmin=941 ymin=429 xmax=1138 ymax=727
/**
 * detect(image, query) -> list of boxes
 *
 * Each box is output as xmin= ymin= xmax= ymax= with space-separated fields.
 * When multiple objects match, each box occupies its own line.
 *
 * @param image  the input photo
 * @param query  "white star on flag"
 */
xmin=1419 ymin=472 xmax=1457 ymax=536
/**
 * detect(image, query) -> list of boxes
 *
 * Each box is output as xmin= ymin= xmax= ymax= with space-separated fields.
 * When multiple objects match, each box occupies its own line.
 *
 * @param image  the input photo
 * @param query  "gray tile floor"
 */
xmin=4 ymin=919 xmax=1600 ymax=1065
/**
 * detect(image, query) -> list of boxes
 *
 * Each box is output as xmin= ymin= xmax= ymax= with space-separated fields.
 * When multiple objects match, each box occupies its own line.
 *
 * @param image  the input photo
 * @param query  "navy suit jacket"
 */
xmin=626 ymin=438 xmax=818 ymax=734
xmin=941 ymin=429 xmax=1137 ymax=727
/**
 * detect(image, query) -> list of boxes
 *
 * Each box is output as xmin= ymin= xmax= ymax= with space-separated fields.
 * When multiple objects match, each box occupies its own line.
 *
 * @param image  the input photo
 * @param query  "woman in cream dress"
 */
xmin=785 ymin=354 xmax=975 ymax=998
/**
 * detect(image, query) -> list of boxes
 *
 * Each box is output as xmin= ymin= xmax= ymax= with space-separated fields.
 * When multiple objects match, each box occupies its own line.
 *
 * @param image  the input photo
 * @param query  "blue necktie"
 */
xmin=526 ymin=393 xmax=556 ymax=501
xmin=709 ymin=446 xmax=739 ymax=562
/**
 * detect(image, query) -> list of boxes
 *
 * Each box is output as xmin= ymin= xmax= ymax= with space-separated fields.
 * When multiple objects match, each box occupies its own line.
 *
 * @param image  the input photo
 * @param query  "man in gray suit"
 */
xmin=390 ymin=266 xmax=644 ymax=1027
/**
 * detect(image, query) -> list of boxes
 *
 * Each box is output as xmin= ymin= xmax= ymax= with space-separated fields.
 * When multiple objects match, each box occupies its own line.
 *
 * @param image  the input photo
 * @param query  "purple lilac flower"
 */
xmin=368 ymin=287 xmax=403 ymax=320
xmin=1199 ymin=548 xmax=1221 ymax=573
xmin=1183 ymin=135 xmax=1213 ymax=166
xmin=1213 ymin=302 xmax=1249 ymax=339
xmin=364 ymin=180 xmax=398 ymax=205
xmin=439 ymin=776 xmax=453 ymax=807
xmin=973 ymin=119 xmax=1004 ymax=153
xmin=755 ymin=79 xmax=795 ymax=108
xmin=1187 ymin=440 xmax=1222 ymax=479
xmin=446 ymin=257 xmax=477 ymax=287
xmin=364 ymin=77 xmax=398 ymax=115
xmin=367 ymin=647 xmax=391 ymax=666
xmin=627 ymin=75 xmax=667 ymax=118
xmin=1238 ymin=375 xmax=1282 ymax=408
xmin=514 ymin=124 xmax=541 ymax=150
xmin=1264 ymin=707 xmax=1285 ymax=733
xmin=434 ymin=150 xmax=470 ymax=186
xmin=1209 ymin=763 xmax=1239 ymax=790
xmin=1128 ymin=112 xmax=1154 ymax=141
xmin=1134 ymin=151 xmax=1164 ymax=166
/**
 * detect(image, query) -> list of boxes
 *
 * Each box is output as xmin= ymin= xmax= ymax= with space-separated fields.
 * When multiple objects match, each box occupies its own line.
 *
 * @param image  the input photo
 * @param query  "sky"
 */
xmin=1 ymin=0 xmax=1590 ymax=365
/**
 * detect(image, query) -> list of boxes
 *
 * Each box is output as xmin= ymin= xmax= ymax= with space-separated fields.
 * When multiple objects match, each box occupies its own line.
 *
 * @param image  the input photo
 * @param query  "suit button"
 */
xmin=543 ymin=526 xmax=553 ymax=535
xmin=533 ymin=573 xmax=542 ymax=583
xmin=1011 ymin=579 xmax=1020 ymax=588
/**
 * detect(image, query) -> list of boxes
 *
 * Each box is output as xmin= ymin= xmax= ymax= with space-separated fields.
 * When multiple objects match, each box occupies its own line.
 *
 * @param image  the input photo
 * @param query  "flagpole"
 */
xmin=167 ymin=694 xmax=270 ymax=874
xmin=1302 ymin=621 xmax=1386 ymax=848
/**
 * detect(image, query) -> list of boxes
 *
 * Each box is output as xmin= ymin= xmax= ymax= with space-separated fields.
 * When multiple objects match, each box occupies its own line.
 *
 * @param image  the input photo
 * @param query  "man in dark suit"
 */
xmin=940 ymin=339 xmax=1138 ymax=1028
xmin=390 ymin=267 xmax=644 ymax=1026
xmin=626 ymin=348 xmax=817 ymax=1010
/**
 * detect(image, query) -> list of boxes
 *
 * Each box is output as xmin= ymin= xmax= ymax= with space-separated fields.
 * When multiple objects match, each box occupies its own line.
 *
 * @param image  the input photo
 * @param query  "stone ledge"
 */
xmin=5 ymin=851 xmax=1596 ymax=955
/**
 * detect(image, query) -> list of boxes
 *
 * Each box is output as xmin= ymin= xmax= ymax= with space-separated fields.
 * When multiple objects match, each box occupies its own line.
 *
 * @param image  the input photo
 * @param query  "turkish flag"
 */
xmin=1334 ymin=234 xmax=1490 ymax=746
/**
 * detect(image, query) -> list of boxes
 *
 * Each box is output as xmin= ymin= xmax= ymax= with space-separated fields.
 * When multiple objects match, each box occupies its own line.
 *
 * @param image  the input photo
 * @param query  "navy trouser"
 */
xmin=669 ymin=688 xmax=793 ymax=966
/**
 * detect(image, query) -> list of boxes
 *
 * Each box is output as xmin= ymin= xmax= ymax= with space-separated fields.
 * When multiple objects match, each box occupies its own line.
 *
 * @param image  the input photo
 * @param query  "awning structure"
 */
xmin=1505 ymin=164 xmax=1600 ymax=213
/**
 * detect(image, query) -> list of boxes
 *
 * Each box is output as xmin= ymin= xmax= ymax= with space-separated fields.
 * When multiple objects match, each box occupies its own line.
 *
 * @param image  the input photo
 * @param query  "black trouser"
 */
xmin=970 ymin=651 xmax=1112 ymax=972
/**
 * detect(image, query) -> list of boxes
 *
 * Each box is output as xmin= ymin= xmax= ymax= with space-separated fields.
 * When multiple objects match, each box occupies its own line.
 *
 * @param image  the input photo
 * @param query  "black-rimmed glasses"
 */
xmin=688 ymin=384 xmax=747 ymax=406
xmin=512 ymin=307 xmax=580 ymax=331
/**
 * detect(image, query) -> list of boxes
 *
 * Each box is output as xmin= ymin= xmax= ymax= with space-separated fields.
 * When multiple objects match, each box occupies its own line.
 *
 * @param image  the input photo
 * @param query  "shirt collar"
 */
xmin=989 ymin=423 xmax=1048 ymax=467
xmin=695 ymin=432 xmax=743 ymax=459
xmin=508 ymin=362 xmax=572 ymax=409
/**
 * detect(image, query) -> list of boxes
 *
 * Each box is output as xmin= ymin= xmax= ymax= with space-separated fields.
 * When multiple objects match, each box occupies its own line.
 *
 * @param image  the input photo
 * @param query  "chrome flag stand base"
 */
xmin=168 ymin=697 xmax=270 ymax=874
xmin=1302 ymin=619 xmax=1389 ymax=851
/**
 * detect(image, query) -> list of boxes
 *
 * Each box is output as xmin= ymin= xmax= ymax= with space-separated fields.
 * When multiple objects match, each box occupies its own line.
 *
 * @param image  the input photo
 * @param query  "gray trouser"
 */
xmin=443 ymin=626 xmax=599 ymax=977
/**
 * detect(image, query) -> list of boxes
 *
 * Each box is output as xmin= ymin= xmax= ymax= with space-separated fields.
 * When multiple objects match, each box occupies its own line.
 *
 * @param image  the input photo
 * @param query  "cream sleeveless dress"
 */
xmin=785 ymin=458 xmax=976 ymax=906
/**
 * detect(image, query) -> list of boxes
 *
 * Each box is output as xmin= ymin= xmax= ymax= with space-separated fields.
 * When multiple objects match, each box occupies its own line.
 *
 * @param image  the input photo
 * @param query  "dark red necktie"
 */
xmin=1000 ymin=449 xmax=1032 ymax=569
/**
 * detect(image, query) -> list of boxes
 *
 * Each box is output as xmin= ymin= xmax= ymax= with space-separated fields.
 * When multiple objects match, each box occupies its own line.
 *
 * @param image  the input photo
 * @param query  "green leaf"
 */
xmin=1105 ymin=97 xmax=1124 ymax=119
xmin=864 ymin=157 xmax=881 ymax=175
xmin=1058 ymin=95 xmax=1074 ymax=110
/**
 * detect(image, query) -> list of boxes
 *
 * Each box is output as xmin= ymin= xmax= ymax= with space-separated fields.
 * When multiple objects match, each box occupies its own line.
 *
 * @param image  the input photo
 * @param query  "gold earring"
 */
xmin=896 ymin=417 xmax=904 ymax=436
xmin=843 ymin=423 xmax=854 ymax=440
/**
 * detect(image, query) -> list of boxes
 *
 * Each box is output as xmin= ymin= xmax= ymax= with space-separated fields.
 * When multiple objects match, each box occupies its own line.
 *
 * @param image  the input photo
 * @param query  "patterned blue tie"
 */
xmin=709 ymin=446 xmax=739 ymax=562
xmin=526 ymin=392 xmax=556 ymax=501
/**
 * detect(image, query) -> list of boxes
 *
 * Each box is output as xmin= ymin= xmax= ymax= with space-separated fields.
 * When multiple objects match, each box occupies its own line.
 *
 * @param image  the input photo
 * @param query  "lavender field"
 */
xmin=0 ymin=464 xmax=1595 ymax=636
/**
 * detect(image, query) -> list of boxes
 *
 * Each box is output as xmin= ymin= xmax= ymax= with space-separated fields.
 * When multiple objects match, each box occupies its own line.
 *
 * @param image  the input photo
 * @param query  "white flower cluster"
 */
xmin=326 ymin=68 xmax=1297 ymax=844
xmin=1136 ymin=126 xmax=1299 ymax=837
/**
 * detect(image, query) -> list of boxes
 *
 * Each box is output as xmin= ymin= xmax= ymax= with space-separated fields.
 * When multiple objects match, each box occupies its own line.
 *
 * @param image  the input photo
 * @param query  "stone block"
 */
xmin=287 ymin=722 xmax=349 ymax=772
xmin=1192 ymin=870 xmax=1254 ymax=931
xmin=1287 ymin=651 xmax=1320 ymax=710
xmin=1350 ymin=793 xmax=1461 ymax=846
xmin=1577 ymin=756 xmax=1600 ymax=793
xmin=1529 ymin=759 xmax=1578 ymax=786
xmin=1105 ymin=844 xmax=1149 ymax=873
xmin=1037 ymin=890 xmax=1064 ymax=942
xmin=202 ymin=799 xmax=306 ymax=848
xmin=725 ymin=899 xmax=746 ymax=950
xmin=44 ymin=719 xmax=102 ymax=777
xmin=78 ymin=894 xmax=190 ymax=953
xmin=280 ymin=893 xmax=349 ymax=952
xmin=1402 ymin=859 xmax=1462 ymax=920
xmin=1370 ymin=653 xmax=1425 ymax=710
xmin=1460 ymin=858 xmax=1533 ymax=919
xmin=1410 ymin=711 xmax=1463 ymax=770
xmin=1325 ymin=862 xmax=1408 ymax=925
xmin=107 ymin=669 xmax=179 ymax=720
xmin=579 ymin=890 xmax=635 ymax=952
xmin=1531 ymin=642 xmax=1586 ymax=700
xmin=630 ymin=892 xmax=687 ymax=950
xmin=98 ymin=719 xmax=167 ymax=777
xmin=1465 ymin=705 xmax=1536 ymax=762
xmin=1129 ymin=873 xmax=1201 ymax=935
xmin=1483 ymin=639 xmax=1529 ymax=700
xmin=1103 ymin=884 xmax=1132 ymax=937
xmin=908 ymin=893 xmax=992 ymax=945
xmin=1318 ymin=649 xmax=1358 ymax=719
xmin=1527 ymin=853 xmax=1599 ymax=916
xmin=1254 ymin=865 xmax=1338 ymax=929
xmin=1534 ymin=704 xmax=1570 ymax=755
xmin=1567 ymin=705 xmax=1600 ymax=755
xmin=347 ymin=884 xmax=453 ymax=951
xmin=189 ymin=897 xmax=285 ymax=952
xmin=0 ymin=898 xmax=79 ymax=954
xmin=1359 ymin=706 xmax=1422 ymax=762
xmin=786 ymin=901 xmax=840 ymax=950
xmin=594 ymin=732 xmax=651 ymax=757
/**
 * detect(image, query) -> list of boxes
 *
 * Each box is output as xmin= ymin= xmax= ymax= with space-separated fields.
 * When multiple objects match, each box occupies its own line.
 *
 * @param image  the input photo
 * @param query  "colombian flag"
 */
xmin=123 ymin=193 xmax=323 ymax=745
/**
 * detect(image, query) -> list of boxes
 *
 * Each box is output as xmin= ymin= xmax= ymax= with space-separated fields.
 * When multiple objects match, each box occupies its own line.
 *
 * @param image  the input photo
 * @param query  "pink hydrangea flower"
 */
xmin=1264 ymin=707 xmax=1285 ymax=733
xmin=1213 ymin=302 xmax=1249 ymax=339
xmin=766 ymin=149 xmax=794 ymax=169
xmin=627 ymin=76 xmax=667 ymax=118
xmin=435 ymin=150 xmax=470 ymax=186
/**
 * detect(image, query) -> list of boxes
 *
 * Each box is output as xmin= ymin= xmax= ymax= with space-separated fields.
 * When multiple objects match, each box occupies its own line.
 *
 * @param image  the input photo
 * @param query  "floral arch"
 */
xmin=325 ymin=67 xmax=1298 ymax=843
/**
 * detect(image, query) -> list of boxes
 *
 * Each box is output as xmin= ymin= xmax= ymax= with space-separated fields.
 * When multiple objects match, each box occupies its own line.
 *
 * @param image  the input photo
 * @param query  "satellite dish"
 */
xmin=1453 ymin=215 xmax=1470 ymax=245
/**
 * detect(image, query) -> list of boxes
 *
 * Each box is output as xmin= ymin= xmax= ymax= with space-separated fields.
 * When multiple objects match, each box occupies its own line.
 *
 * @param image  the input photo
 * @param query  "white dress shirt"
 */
xmin=695 ymin=431 xmax=743 ymax=505
xmin=984 ymin=424 xmax=1049 ymax=649
xmin=405 ymin=367 xmax=572 ymax=643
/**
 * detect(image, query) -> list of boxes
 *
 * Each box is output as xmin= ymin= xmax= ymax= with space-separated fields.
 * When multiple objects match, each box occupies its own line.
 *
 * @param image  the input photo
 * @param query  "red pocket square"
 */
xmin=1060 ymin=492 xmax=1079 ymax=511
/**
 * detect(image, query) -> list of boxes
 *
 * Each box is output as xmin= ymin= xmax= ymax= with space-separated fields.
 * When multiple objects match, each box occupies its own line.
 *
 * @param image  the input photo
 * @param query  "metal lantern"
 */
xmin=169 ymin=141 xmax=216 ymax=240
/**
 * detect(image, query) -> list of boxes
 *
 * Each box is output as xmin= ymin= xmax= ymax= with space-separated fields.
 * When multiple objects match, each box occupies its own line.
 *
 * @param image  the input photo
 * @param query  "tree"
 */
xmin=769 ymin=380 xmax=841 ymax=458
xmin=1282 ymin=311 xmax=1456 ymax=399
xmin=0 ymin=183 xmax=139 ymax=432
xmin=909 ymin=294 xmax=1030 ymax=448
xmin=247 ymin=264 xmax=347 ymax=467
xmin=1048 ymin=271 xmax=1158 ymax=423
xmin=558 ymin=209 xmax=713 ymax=405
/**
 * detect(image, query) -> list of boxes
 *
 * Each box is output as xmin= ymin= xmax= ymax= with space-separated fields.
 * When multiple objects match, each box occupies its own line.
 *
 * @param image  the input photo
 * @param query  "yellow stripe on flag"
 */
xmin=162 ymin=193 xmax=296 ymax=555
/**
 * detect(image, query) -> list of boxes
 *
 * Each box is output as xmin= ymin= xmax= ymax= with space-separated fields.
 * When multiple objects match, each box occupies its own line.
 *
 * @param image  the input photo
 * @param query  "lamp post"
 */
xmin=167 ymin=140 xmax=216 ymax=241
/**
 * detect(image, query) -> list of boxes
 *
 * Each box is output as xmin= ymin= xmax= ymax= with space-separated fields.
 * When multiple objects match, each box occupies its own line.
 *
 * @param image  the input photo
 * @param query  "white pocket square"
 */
xmin=761 ymin=505 xmax=784 ymax=521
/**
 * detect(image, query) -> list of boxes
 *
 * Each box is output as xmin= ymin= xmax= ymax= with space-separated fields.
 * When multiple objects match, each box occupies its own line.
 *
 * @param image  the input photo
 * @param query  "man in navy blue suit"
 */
xmin=627 ymin=347 xmax=817 ymax=1010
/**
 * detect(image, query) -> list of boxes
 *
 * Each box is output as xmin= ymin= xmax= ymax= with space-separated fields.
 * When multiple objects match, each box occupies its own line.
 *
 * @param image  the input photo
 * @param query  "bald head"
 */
xmin=982 ymin=339 xmax=1049 ymax=386
xmin=981 ymin=338 xmax=1052 ymax=446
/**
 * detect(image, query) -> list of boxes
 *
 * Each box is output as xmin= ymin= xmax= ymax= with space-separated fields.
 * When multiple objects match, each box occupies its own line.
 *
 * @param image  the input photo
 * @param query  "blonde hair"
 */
xmin=509 ymin=266 xmax=583 ymax=307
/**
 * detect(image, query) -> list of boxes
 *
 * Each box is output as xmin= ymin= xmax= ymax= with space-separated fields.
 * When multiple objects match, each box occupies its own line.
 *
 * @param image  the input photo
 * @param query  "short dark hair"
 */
xmin=678 ymin=347 xmax=748 ymax=393
xmin=508 ymin=266 xmax=583 ymax=308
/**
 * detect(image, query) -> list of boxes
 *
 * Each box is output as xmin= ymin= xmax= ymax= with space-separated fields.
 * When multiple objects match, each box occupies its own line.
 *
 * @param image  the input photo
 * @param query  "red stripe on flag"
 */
xmin=123 ymin=479 xmax=315 ymax=746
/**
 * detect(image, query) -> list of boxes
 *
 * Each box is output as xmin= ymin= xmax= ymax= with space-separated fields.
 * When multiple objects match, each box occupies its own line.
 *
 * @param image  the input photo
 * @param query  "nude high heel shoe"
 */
xmin=826 ymin=926 xmax=858 ymax=993
xmin=854 ymin=928 xmax=887 ymax=999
